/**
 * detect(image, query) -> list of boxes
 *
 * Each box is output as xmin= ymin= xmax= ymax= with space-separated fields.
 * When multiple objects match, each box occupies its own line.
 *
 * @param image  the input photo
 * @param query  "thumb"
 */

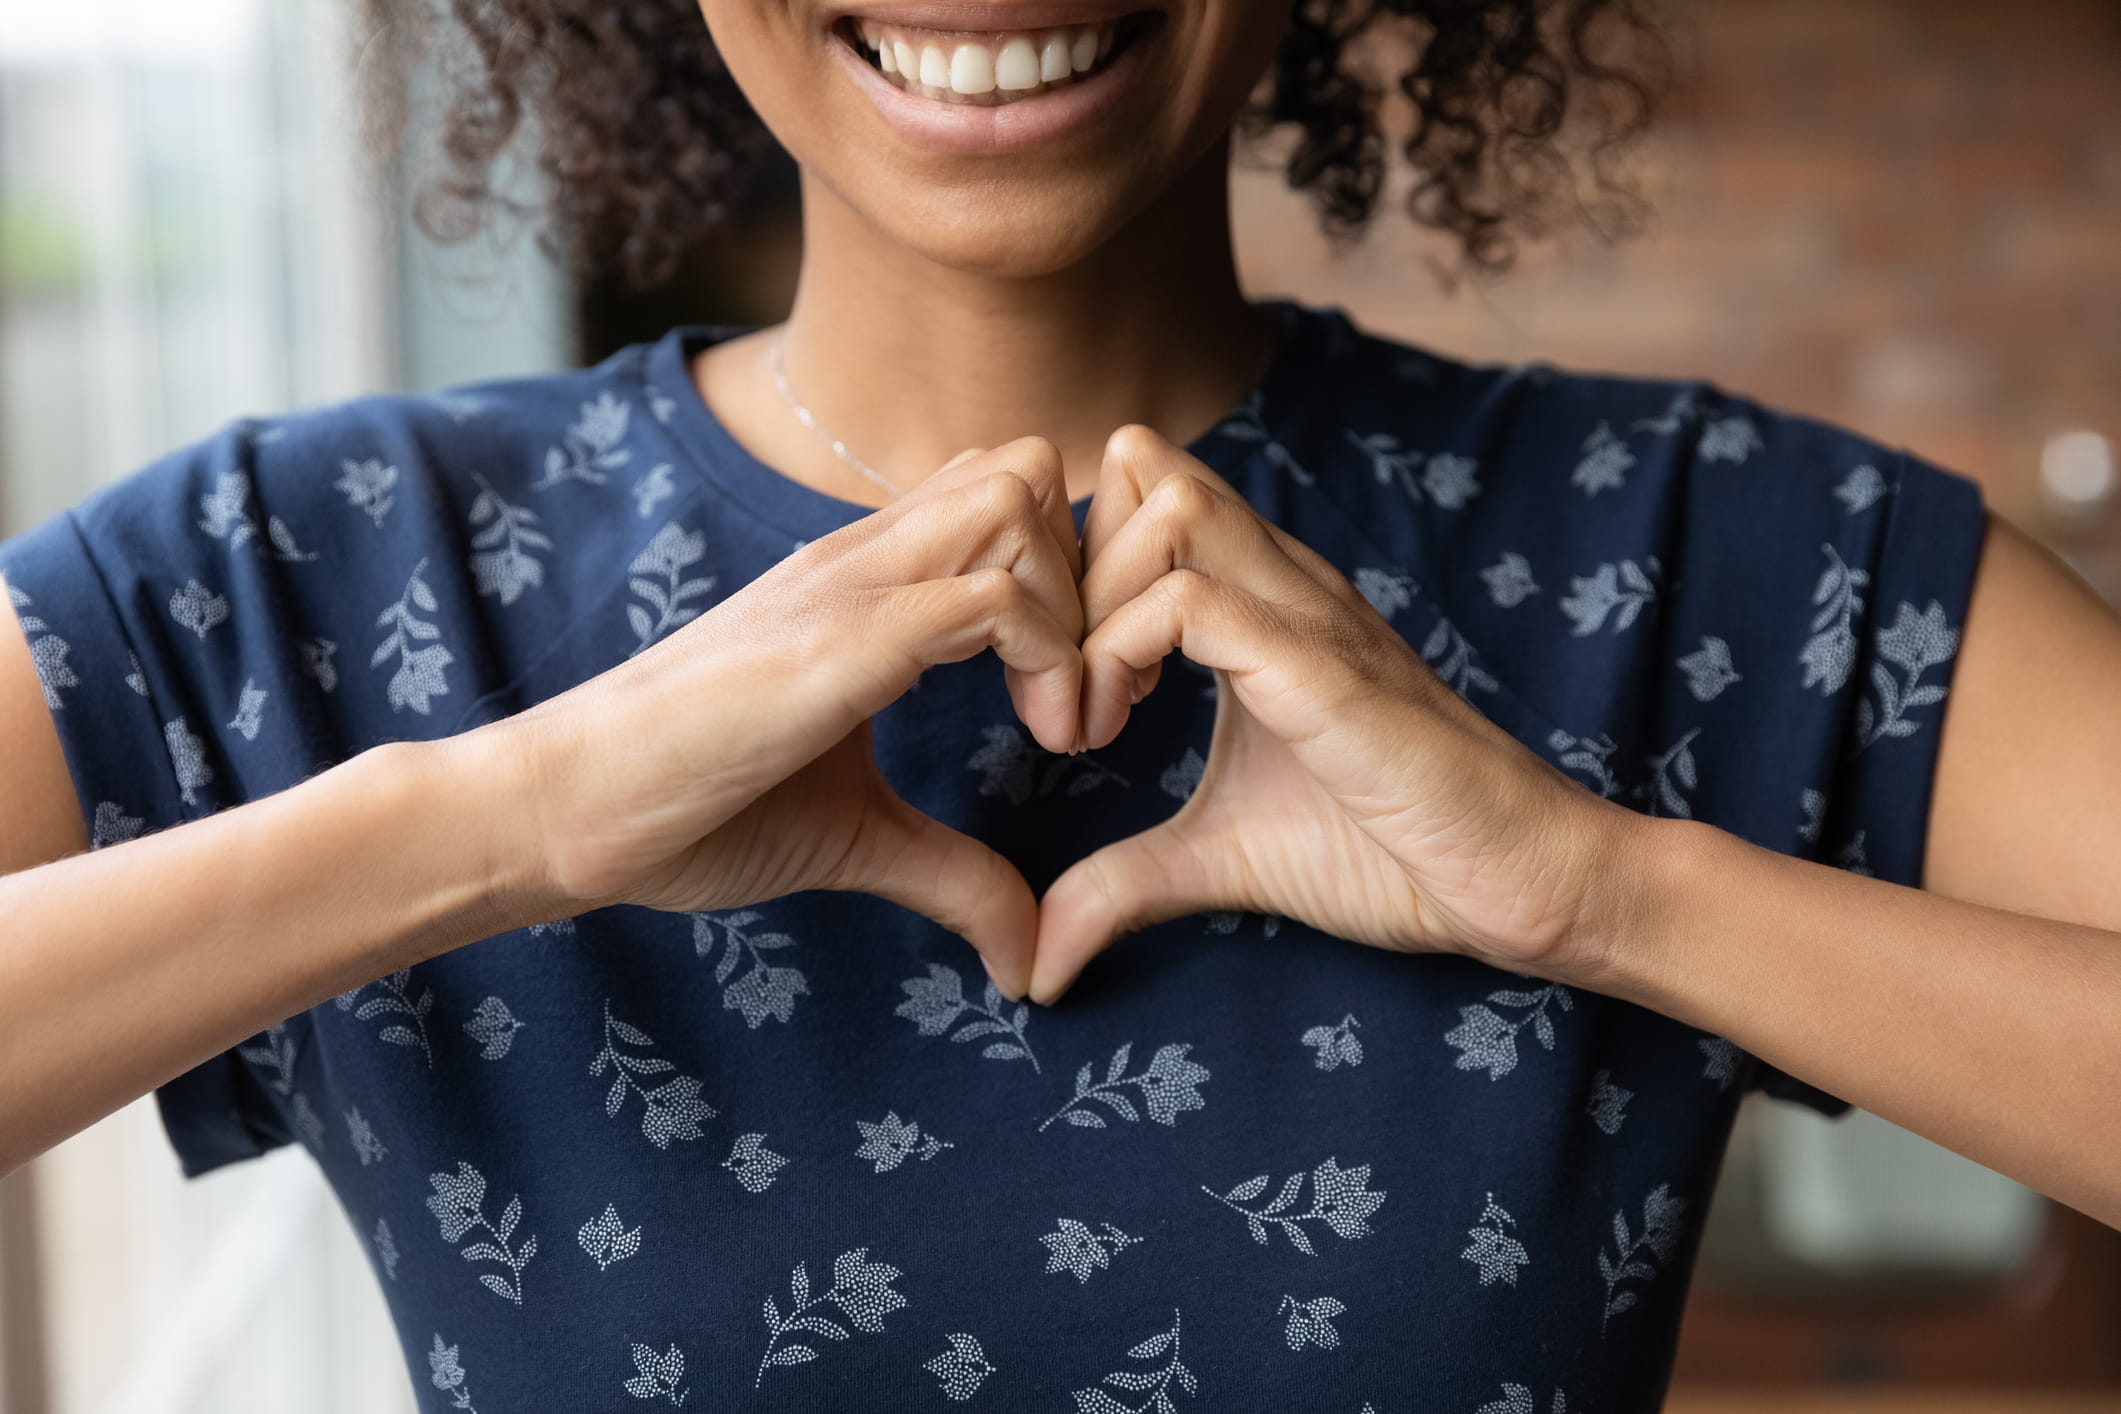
xmin=1030 ymin=823 xmax=1218 ymax=1005
xmin=837 ymin=784 xmax=1040 ymax=1000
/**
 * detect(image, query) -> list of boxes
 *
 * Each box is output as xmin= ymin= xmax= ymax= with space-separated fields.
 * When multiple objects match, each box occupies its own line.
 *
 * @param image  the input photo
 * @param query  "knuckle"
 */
xmin=1158 ymin=566 xmax=1214 ymax=608
xmin=976 ymin=468 xmax=1043 ymax=525
xmin=962 ymin=564 xmax=1021 ymax=613
xmin=1105 ymin=422 xmax=1163 ymax=467
xmin=1149 ymin=470 xmax=1217 ymax=522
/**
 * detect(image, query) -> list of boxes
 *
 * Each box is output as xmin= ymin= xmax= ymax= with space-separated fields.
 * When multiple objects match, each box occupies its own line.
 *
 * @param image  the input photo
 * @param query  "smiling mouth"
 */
xmin=835 ymin=11 xmax=1157 ymax=106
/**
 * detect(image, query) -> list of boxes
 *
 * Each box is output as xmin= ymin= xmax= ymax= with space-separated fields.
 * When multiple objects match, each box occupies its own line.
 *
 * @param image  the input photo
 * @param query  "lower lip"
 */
xmin=830 ymin=26 xmax=1153 ymax=156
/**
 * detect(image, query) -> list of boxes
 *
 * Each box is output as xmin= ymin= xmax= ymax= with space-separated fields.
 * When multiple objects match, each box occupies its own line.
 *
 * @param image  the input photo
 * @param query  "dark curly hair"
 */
xmin=356 ymin=0 xmax=1667 ymax=290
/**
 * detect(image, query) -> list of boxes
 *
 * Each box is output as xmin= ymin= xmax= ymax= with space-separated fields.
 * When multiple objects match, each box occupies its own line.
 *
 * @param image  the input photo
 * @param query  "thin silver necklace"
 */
xmin=768 ymin=330 xmax=909 ymax=500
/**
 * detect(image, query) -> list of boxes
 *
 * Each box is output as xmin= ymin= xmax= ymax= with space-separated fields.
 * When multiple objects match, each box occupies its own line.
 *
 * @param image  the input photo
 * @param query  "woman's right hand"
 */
xmin=484 ymin=436 xmax=1085 ymax=996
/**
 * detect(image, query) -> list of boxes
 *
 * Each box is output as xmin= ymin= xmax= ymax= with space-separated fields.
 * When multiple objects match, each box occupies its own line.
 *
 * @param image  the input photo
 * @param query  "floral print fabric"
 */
xmin=0 ymin=302 xmax=1987 ymax=1410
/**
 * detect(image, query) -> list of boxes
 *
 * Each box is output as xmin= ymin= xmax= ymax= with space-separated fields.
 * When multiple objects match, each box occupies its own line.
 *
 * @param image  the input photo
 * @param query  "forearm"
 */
xmin=0 ymin=732 xmax=544 ymax=1174
xmin=1562 ymin=813 xmax=2121 ymax=1228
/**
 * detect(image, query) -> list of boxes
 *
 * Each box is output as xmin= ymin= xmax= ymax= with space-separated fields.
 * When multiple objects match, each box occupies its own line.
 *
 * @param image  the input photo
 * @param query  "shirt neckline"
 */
xmin=642 ymin=298 xmax=1333 ymax=543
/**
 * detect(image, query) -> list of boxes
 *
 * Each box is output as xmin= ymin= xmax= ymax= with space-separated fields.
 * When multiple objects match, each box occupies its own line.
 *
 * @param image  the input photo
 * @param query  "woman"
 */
xmin=2 ymin=0 xmax=2117 ymax=1406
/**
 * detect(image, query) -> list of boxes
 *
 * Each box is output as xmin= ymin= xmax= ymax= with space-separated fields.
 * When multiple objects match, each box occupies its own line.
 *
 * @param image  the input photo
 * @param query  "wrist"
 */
xmin=1541 ymin=802 xmax=1711 ymax=999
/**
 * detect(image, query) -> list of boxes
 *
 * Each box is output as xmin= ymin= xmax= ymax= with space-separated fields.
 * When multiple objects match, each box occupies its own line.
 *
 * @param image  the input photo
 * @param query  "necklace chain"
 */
xmin=768 ymin=330 xmax=909 ymax=500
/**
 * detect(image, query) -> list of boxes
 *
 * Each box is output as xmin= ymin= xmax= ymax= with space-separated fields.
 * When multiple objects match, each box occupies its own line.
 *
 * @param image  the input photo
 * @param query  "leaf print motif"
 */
xmin=1202 ymin=1156 xmax=1386 ymax=1255
xmin=430 ymin=1333 xmax=479 ymax=1412
xmin=1352 ymin=567 xmax=1416 ymax=620
xmin=855 ymin=1110 xmax=953 ymax=1171
xmin=1342 ymin=430 xmax=1481 ymax=508
xmin=462 ymin=996 xmax=524 ymax=1059
xmin=1798 ymin=543 xmax=1868 ymax=694
xmin=1633 ymin=387 xmax=1700 ymax=436
xmin=1571 ymin=421 xmax=1635 ymax=496
xmin=723 ymin=1132 xmax=788 ymax=1193
xmin=633 ymin=463 xmax=676 ymax=518
xmin=1559 ymin=558 xmax=1659 ymax=637
xmin=1585 ymin=1069 xmax=1632 ymax=1135
xmin=925 ymin=1333 xmax=997 ymax=1402
xmin=237 ymin=1022 xmax=298 ymax=1094
xmin=1697 ymin=413 xmax=1765 ymax=464
xmin=336 ymin=458 xmax=399 ymax=528
xmin=1159 ymin=746 xmax=1206 ymax=801
xmin=124 ymin=652 xmax=148 ymax=696
xmin=1852 ymin=600 xmax=1960 ymax=752
xmin=1797 ymin=787 xmax=1827 ymax=844
xmin=195 ymin=472 xmax=317 ymax=561
xmin=425 ymin=1161 xmax=537 ymax=1305
xmin=374 ymin=1218 xmax=400 ymax=1281
xmin=1278 ymin=1295 xmax=1345 ymax=1351
xmin=467 ymin=474 xmax=554 ymax=607
xmin=164 ymin=717 xmax=213 ymax=806
xmin=692 ymin=910 xmax=810 ymax=1027
xmin=894 ymin=960 xmax=1042 ymax=1072
xmin=1300 ymin=1014 xmax=1363 ymax=1071
xmin=1481 ymin=553 xmax=1540 ymax=609
xmin=627 ymin=522 xmax=716 ymax=656
xmin=292 ymin=1094 xmax=326 ymax=1154
xmin=1836 ymin=829 xmax=1875 ymax=877
xmin=1421 ymin=616 xmax=1499 ymax=699
xmin=1039 ymin=1042 xmax=1209 ymax=1132
xmin=1461 ymin=1193 xmax=1529 ymax=1287
xmin=9 ymin=585 xmax=79 ymax=708
xmin=299 ymin=638 xmax=338 ymax=693
xmin=1835 ymin=463 xmax=1889 ymax=515
xmin=754 ymin=1247 xmax=907 ymax=1387
xmin=1205 ymin=910 xmax=1281 ymax=938
xmin=1677 ymin=636 xmax=1741 ymax=702
xmin=169 ymin=580 xmax=230 ymax=638
xmin=528 ymin=916 xmax=578 ymax=938
xmin=579 ymin=1203 xmax=644 ymax=1270
xmin=1070 ymin=1309 xmax=1196 ymax=1413
xmin=1443 ymin=981 xmax=1573 ymax=1080
xmin=1635 ymin=728 xmax=1702 ymax=819
xmin=335 ymin=968 xmax=435 ymax=1066
xmin=1697 ymin=1036 xmax=1741 ymax=1090
xmin=1040 ymin=1218 xmax=1140 ymax=1282
xmin=1216 ymin=389 xmax=1313 ymax=485
xmin=623 ymin=1342 xmax=689 ymax=1404
xmin=90 ymin=801 xmax=144 ymax=849
xmin=1545 ymin=729 xmax=1619 ymax=798
xmin=966 ymin=722 xmax=1131 ymax=803
xmin=1598 ymin=1183 xmax=1686 ymax=1333
xmin=590 ymin=1000 xmax=717 ymax=1148
xmin=537 ymin=391 xmax=633 ymax=488
xmin=646 ymin=388 xmax=678 ymax=426
xmin=371 ymin=559 xmax=454 ymax=715
xmin=1475 ymin=1385 xmax=1567 ymax=1414
xmin=346 ymin=1107 xmax=387 ymax=1166
xmin=227 ymin=678 xmax=268 ymax=740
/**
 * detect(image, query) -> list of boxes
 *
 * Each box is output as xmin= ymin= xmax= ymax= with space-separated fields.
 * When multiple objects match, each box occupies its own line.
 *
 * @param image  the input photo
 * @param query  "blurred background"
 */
xmin=1 ymin=0 xmax=2118 ymax=1410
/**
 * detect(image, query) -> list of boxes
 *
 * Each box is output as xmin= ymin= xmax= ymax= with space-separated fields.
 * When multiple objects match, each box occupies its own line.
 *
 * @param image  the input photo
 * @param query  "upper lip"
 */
xmin=827 ymin=1 xmax=1155 ymax=30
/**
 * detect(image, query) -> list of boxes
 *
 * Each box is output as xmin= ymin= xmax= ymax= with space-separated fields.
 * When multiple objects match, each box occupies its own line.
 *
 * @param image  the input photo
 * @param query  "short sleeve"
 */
xmin=1 ymin=431 xmax=302 ymax=1177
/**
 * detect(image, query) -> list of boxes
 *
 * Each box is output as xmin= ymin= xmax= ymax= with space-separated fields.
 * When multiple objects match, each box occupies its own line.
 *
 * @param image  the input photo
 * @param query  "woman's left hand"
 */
xmin=1029 ymin=426 xmax=1647 ymax=1004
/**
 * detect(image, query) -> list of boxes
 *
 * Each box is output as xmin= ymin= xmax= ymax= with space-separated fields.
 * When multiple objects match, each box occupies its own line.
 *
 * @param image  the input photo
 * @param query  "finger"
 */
xmin=1079 ymin=568 xmax=1300 ymax=751
xmin=1030 ymin=820 xmax=1220 ymax=1005
xmin=895 ymin=565 xmax=1084 ymax=754
xmin=904 ymin=435 xmax=1084 ymax=585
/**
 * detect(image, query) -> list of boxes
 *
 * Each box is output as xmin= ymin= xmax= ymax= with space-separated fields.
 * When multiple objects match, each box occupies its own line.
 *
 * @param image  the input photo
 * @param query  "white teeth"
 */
xmin=919 ymin=43 xmax=949 ymax=88
xmin=1039 ymin=32 xmax=1072 ymax=81
xmin=894 ymin=39 xmax=918 ymax=77
xmin=879 ymin=37 xmax=897 ymax=72
xmin=1069 ymin=28 xmax=1097 ymax=72
xmin=949 ymin=41 xmax=995 ymax=94
xmin=995 ymin=36 xmax=1040 ymax=90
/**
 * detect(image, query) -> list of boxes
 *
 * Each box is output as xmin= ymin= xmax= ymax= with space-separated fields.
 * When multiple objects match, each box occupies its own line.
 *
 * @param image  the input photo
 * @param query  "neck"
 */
xmin=697 ymin=140 xmax=1272 ymax=506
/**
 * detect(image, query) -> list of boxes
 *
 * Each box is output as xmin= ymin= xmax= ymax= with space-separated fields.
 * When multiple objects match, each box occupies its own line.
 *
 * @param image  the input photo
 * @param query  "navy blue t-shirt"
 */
xmin=1 ymin=302 xmax=1986 ymax=1412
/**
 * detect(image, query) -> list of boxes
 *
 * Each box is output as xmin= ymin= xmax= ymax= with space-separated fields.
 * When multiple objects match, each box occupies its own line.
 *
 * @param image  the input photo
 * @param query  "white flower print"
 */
xmin=1545 ymin=729 xmax=1619 ymax=798
xmin=1585 ymin=1069 xmax=1632 ymax=1135
xmin=1461 ymin=1193 xmax=1529 ymax=1287
xmin=591 ymin=1000 xmax=716 ymax=1148
xmin=925 ymin=1333 xmax=997 ymax=1402
xmin=374 ymin=1218 xmax=400 ymax=1281
xmin=299 ymin=638 xmax=338 ymax=693
xmin=1677 ymin=636 xmax=1740 ymax=702
xmin=1159 ymin=746 xmax=1206 ymax=800
xmin=1300 ymin=1014 xmax=1363 ymax=1071
xmin=633 ymin=463 xmax=676 ymax=518
xmin=1698 ymin=413 xmax=1765 ymax=464
xmin=754 ymin=1247 xmax=908 ymax=1388
xmin=538 ymin=391 xmax=634 ymax=488
xmin=528 ymin=916 xmax=578 ymax=938
xmin=228 ymin=678 xmax=267 ymax=740
xmin=336 ymin=458 xmax=399 ymax=528
xmin=1853 ymin=600 xmax=1959 ymax=752
xmin=1343 ymin=430 xmax=1482 ymax=508
xmin=1444 ymin=981 xmax=1573 ymax=1081
xmin=462 ymin=996 xmax=524 ymax=1059
xmin=1633 ymin=387 xmax=1699 ymax=436
xmin=237 ymin=1022 xmax=298 ymax=1094
xmin=433 ymin=393 xmax=488 ymax=423
xmin=1571 ymin=421 xmax=1635 ymax=496
xmin=1481 ymin=553 xmax=1541 ymax=609
xmin=425 ymin=1160 xmax=537 ymax=1304
xmin=1202 ymin=1156 xmax=1386 ymax=1255
xmin=90 ymin=801 xmax=144 ymax=849
xmin=1040 ymin=1042 xmax=1210 ymax=1131
xmin=292 ymin=1094 xmax=325 ymax=1153
xmin=967 ymin=722 xmax=1131 ymax=802
xmin=646 ymin=388 xmax=678 ymax=425
xmin=895 ymin=960 xmax=1041 ymax=1072
xmin=1635 ymin=727 xmax=1702 ymax=819
xmin=1278 ymin=1294 xmax=1346 ymax=1351
xmin=467 ymin=473 xmax=554 ymax=607
xmin=692 ymin=909 xmax=810 ymax=1027
xmin=9 ymin=585 xmax=79 ymax=708
xmin=627 ymin=522 xmax=716 ymax=656
xmin=855 ymin=1110 xmax=953 ymax=1171
xmin=1798 ymin=543 xmax=1868 ymax=695
xmin=1422 ymin=616 xmax=1499 ymax=699
xmin=1797 ymin=787 xmax=1826 ymax=844
xmin=1039 ymin=1218 xmax=1140 ymax=1282
xmin=723 ymin=1132 xmax=788 ymax=1193
xmin=1836 ymin=829 xmax=1875 ymax=877
xmin=335 ymin=968 xmax=435 ymax=1067
xmin=429 ymin=1334 xmax=479 ymax=1412
xmin=579 ymin=1202 xmax=644 ymax=1270
xmin=1205 ymin=910 xmax=1281 ymax=938
xmin=622 ymin=1342 xmax=689 ymax=1405
xmin=1352 ymin=567 xmax=1416 ymax=620
xmin=372 ymin=559 xmax=454 ymax=714
xmin=1476 ymin=1385 xmax=1567 ymax=1414
xmin=195 ymin=472 xmax=316 ymax=560
xmin=124 ymin=652 xmax=148 ymax=696
xmin=1697 ymin=1036 xmax=1740 ymax=1089
xmin=346 ymin=1107 xmax=387 ymax=1166
xmin=165 ymin=717 xmax=213 ymax=806
xmin=1835 ymin=463 xmax=1889 ymax=515
xmin=169 ymin=579 xmax=229 ymax=638
xmin=1071 ymin=1310 xmax=1197 ymax=1413
xmin=1598 ymin=1182 xmax=1686 ymax=1332
xmin=1559 ymin=558 xmax=1658 ymax=637
xmin=1217 ymin=389 xmax=1313 ymax=486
